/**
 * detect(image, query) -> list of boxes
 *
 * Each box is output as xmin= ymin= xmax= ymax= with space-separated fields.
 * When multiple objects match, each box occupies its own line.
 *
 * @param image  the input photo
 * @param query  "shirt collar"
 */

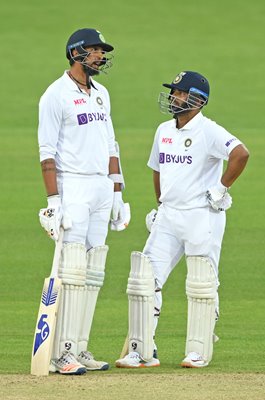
xmin=63 ymin=70 xmax=80 ymax=91
xmin=177 ymin=111 xmax=204 ymax=131
xmin=62 ymin=70 xmax=98 ymax=92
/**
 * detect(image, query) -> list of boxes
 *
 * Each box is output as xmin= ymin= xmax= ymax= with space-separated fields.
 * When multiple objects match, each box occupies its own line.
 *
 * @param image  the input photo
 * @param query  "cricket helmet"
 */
xmin=163 ymin=71 xmax=210 ymax=102
xmin=66 ymin=28 xmax=114 ymax=60
xmin=158 ymin=71 xmax=210 ymax=116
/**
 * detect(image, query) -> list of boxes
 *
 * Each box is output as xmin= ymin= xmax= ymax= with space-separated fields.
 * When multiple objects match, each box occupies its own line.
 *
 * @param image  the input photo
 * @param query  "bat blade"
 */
xmin=31 ymin=276 xmax=61 ymax=376
xmin=31 ymin=228 xmax=64 ymax=376
xmin=119 ymin=334 xmax=129 ymax=359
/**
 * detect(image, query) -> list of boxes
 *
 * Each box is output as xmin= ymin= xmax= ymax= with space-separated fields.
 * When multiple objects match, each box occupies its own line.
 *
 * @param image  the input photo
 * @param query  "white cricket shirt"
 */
xmin=38 ymin=71 xmax=117 ymax=175
xmin=148 ymin=112 xmax=242 ymax=209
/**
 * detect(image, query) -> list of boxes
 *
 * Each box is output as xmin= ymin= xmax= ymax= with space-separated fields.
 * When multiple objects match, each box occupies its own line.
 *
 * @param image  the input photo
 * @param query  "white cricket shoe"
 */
xmin=50 ymin=351 xmax=87 ymax=375
xmin=180 ymin=352 xmax=209 ymax=368
xmin=115 ymin=351 xmax=160 ymax=368
xmin=78 ymin=351 xmax=109 ymax=371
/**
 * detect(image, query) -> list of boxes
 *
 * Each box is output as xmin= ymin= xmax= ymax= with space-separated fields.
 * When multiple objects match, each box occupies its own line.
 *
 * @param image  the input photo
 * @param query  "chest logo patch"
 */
xmin=184 ymin=138 xmax=192 ymax=147
xmin=162 ymin=137 xmax=173 ymax=144
xmin=74 ymin=98 xmax=87 ymax=105
xmin=96 ymin=97 xmax=103 ymax=106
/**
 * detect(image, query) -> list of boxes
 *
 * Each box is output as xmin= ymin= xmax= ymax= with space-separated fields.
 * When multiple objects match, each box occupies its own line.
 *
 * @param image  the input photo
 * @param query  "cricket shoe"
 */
xmin=49 ymin=351 xmax=87 ymax=375
xmin=115 ymin=351 xmax=160 ymax=368
xmin=78 ymin=351 xmax=109 ymax=371
xmin=180 ymin=352 xmax=209 ymax=368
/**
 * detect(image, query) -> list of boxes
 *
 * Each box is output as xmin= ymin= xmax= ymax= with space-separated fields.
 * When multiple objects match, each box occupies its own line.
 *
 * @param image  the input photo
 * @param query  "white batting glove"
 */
xmin=145 ymin=209 xmax=157 ymax=232
xmin=110 ymin=192 xmax=131 ymax=231
xmin=206 ymin=182 xmax=232 ymax=211
xmin=39 ymin=195 xmax=72 ymax=240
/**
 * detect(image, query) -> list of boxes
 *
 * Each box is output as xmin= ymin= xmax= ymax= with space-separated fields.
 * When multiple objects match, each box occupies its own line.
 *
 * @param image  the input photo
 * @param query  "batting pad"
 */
xmin=126 ymin=251 xmax=155 ymax=361
xmin=77 ymin=245 xmax=109 ymax=354
xmin=185 ymin=256 xmax=217 ymax=363
xmin=52 ymin=243 xmax=87 ymax=359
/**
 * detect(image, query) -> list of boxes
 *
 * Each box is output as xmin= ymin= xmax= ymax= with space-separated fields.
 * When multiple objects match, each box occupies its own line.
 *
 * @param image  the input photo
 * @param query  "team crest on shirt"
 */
xmin=184 ymin=138 xmax=192 ymax=147
xmin=96 ymin=97 xmax=103 ymax=106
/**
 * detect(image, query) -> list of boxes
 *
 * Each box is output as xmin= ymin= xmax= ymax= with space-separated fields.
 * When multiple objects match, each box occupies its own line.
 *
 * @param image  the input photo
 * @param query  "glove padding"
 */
xmin=206 ymin=183 xmax=232 ymax=211
xmin=39 ymin=195 xmax=72 ymax=240
xmin=110 ymin=192 xmax=131 ymax=231
xmin=146 ymin=209 xmax=157 ymax=232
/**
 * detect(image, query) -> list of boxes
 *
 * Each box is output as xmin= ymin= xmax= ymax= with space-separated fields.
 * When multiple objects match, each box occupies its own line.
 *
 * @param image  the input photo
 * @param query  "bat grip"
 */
xmin=50 ymin=227 xmax=64 ymax=278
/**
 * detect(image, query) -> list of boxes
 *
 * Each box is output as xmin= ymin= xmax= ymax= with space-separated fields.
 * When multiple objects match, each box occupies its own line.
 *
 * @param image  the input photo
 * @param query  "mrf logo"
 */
xmin=74 ymin=98 xmax=87 ymax=105
xmin=162 ymin=137 xmax=173 ymax=144
xmin=33 ymin=314 xmax=50 ymax=355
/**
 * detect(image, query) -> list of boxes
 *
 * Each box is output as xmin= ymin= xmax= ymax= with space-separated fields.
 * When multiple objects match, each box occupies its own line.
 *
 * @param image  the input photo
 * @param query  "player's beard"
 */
xmin=171 ymin=100 xmax=190 ymax=118
xmin=82 ymin=65 xmax=100 ymax=77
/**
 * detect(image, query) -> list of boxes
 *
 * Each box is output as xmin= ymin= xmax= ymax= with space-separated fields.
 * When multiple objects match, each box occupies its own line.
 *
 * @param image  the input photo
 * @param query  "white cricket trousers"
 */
xmin=143 ymin=203 xmax=226 ymax=289
xmin=57 ymin=173 xmax=114 ymax=249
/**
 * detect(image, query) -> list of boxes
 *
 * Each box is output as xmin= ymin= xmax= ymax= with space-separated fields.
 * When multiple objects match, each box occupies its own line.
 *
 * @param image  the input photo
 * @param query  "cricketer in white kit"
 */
xmin=116 ymin=70 xmax=249 ymax=369
xmin=37 ymin=28 xmax=130 ymax=375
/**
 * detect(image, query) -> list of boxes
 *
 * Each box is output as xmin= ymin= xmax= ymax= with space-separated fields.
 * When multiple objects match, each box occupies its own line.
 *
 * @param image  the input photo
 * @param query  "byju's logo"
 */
xmin=159 ymin=153 xmax=165 ymax=163
xmin=159 ymin=152 xmax=192 ymax=164
xmin=77 ymin=113 xmax=88 ymax=125
xmin=77 ymin=112 xmax=107 ymax=125
xmin=33 ymin=314 xmax=50 ymax=355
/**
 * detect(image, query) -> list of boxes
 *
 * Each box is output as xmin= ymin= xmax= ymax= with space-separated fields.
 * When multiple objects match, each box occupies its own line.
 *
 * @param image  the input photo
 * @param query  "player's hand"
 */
xmin=110 ymin=192 xmax=131 ymax=231
xmin=146 ymin=209 xmax=157 ymax=232
xmin=39 ymin=195 xmax=72 ymax=240
xmin=206 ymin=183 xmax=232 ymax=211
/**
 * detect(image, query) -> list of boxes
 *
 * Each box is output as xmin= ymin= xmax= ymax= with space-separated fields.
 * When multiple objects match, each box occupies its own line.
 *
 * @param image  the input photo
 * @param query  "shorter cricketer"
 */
xmin=116 ymin=70 xmax=249 ymax=368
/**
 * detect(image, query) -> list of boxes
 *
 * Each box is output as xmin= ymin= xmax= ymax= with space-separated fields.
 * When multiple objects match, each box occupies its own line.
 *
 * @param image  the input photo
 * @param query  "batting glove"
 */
xmin=110 ymin=192 xmax=131 ymax=231
xmin=206 ymin=182 xmax=232 ymax=211
xmin=145 ymin=209 xmax=157 ymax=232
xmin=39 ymin=195 xmax=72 ymax=240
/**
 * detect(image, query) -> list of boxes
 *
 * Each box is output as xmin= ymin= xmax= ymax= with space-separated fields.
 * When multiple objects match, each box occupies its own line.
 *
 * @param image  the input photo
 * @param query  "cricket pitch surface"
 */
xmin=0 ymin=373 xmax=264 ymax=400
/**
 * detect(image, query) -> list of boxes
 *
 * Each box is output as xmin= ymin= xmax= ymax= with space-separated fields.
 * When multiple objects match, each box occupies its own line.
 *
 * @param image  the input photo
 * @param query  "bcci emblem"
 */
xmin=97 ymin=31 xmax=106 ymax=43
xmin=185 ymin=138 xmax=192 ymax=148
xmin=96 ymin=97 xmax=103 ymax=106
xmin=173 ymin=72 xmax=186 ymax=84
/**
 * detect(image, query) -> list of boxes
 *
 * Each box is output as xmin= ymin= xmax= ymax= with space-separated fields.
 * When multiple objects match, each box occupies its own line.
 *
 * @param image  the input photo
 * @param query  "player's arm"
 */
xmin=206 ymin=143 xmax=249 ymax=212
xmin=221 ymin=144 xmax=249 ymax=188
xmin=109 ymin=156 xmax=122 ymax=192
xmin=153 ymin=170 xmax=161 ymax=205
xmin=41 ymin=158 xmax=58 ymax=196
xmin=109 ymin=144 xmax=130 ymax=231
xmin=145 ymin=170 xmax=161 ymax=233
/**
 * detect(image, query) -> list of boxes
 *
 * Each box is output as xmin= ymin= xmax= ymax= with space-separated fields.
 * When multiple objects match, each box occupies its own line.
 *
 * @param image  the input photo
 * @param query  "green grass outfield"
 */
xmin=0 ymin=0 xmax=265 ymax=378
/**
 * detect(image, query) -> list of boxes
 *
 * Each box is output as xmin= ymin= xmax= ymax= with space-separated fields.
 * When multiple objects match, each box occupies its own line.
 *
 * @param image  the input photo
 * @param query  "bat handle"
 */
xmin=50 ymin=227 xmax=64 ymax=278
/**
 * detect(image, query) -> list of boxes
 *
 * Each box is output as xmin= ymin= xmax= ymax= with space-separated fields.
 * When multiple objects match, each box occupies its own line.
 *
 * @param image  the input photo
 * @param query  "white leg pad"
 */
xmin=77 ymin=245 xmax=109 ymax=354
xmin=127 ymin=251 xmax=155 ymax=361
xmin=185 ymin=256 xmax=217 ymax=363
xmin=52 ymin=243 xmax=87 ymax=358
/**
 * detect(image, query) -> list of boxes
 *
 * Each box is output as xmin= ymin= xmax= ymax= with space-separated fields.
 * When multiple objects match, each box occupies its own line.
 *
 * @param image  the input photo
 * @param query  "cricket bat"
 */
xmin=31 ymin=228 xmax=64 ymax=376
xmin=119 ymin=334 xmax=129 ymax=359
